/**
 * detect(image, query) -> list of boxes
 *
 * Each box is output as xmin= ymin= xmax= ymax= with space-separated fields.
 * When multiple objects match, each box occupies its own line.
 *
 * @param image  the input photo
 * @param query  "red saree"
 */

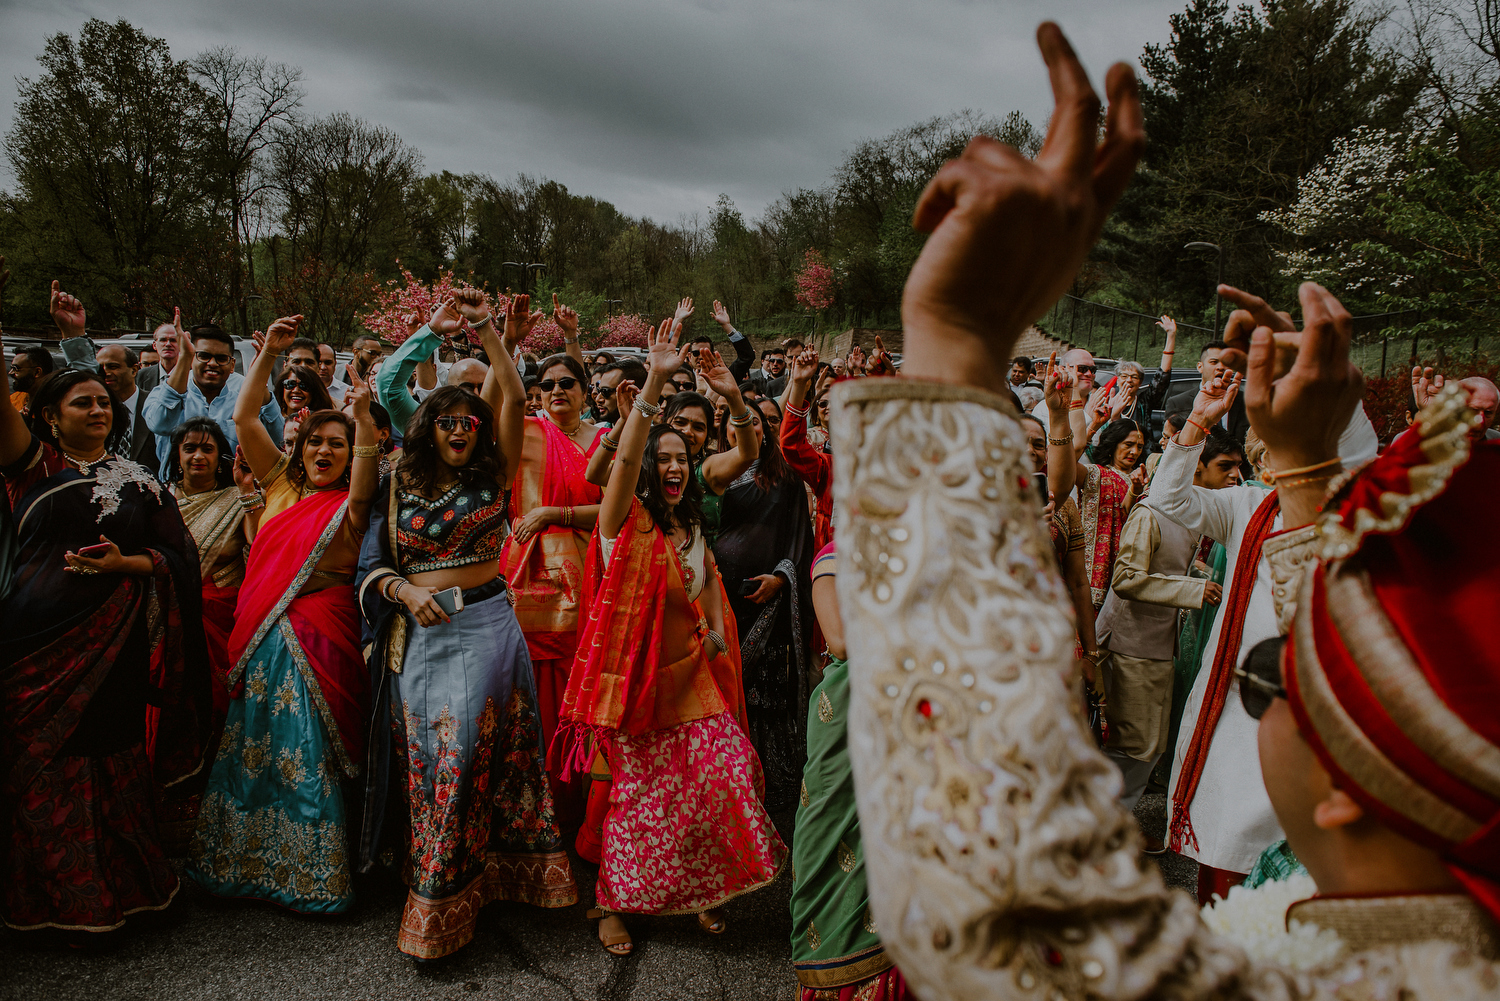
xmin=228 ymin=489 xmax=366 ymax=765
xmin=1080 ymin=463 xmax=1132 ymax=609
xmin=551 ymin=501 xmax=785 ymax=915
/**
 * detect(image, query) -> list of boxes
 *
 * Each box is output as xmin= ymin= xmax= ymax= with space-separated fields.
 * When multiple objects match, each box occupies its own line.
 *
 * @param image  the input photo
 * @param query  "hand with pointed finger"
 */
xmin=900 ymin=23 xmax=1144 ymax=389
xmin=1218 ymin=285 xmax=1298 ymax=376
xmin=1244 ymin=282 xmax=1364 ymax=473
xmin=1191 ymin=370 xmax=1241 ymax=427
xmin=50 ymin=281 xmax=87 ymax=339
xmin=553 ymin=294 xmax=580 ymax=339
xmin=1043 ymin=352 xmax=1073 ymax=418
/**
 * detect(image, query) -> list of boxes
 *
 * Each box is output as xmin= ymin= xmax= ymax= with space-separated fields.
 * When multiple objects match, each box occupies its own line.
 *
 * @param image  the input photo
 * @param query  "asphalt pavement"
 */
xmin=0 ymin=796 xmax=1194 ymax=1001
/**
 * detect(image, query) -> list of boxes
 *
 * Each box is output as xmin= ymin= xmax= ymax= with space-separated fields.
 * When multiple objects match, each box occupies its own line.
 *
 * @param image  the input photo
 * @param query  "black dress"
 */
xmin=712 ymin=461 xmax=815 ymax=807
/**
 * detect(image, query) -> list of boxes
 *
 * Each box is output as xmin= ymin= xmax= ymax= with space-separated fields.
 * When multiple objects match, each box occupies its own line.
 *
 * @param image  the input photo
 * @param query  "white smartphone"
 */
xmin=431 ymin=585 xmax=465 ymax=617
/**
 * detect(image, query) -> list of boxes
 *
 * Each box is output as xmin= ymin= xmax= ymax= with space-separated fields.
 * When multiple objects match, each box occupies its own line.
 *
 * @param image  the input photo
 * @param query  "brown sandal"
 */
xmin=588 ymin=908 xmax=633 ymax=956
xmin=697 ymin=908 xmax=726 ymax=935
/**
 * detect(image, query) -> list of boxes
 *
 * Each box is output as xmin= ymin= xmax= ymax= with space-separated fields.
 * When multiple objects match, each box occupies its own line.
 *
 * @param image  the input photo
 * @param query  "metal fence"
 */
xmin=1038 ymin=294 xmax=1498 ymax=378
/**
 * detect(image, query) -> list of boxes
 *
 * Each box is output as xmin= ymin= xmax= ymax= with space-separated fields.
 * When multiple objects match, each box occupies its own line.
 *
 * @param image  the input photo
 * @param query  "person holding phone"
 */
xmin=189 ymin=313 xmax=379 ymax=915
xmin=552 ymin=318 xmax=785 ymax=957
xmin=357 ymin=290 xmax=578 ymax=961
xmin=0 ymin=304 xmax=210 ymax=940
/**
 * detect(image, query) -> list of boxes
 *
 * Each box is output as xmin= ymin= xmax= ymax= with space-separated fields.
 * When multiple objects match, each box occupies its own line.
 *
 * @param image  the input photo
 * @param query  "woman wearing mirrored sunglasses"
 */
xmin=358 ymin=290 xmax=577 ymax=961
xmin=273 ymin=366 xmax=333 ymax=420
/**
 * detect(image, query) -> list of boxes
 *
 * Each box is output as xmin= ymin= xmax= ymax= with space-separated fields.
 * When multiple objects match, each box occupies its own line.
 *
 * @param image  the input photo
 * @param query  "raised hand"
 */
xmin=553 ymin=294 xmax=580 ymax=339
xmin=900 ymin=23 xmax=1144 ymax=388
xmin=1218 ymin=285 xmax=1297 ymax=376
xmin=403 ymin=311 xmax=423 ymax=340
xmin=614 ymin=379 xmax=639 ymax=414
xmin=674 ymin=297 xmax=695 ymax=325
xmin=698 ymin=348 xmax=740 ymax=397
xmin=1411 ymin=366 xmax=1445 ymax=410
xmin=1129 ymin=464 xmax=1148 ymax=495
xmin=848 ymin=345 xmax=867 ymax=376
xmin=1192 ymin=370 xmax=1241 ymax=426
xmin=867 ymin=335 xmax=894 ymax=376
xmin=1243 ymin=282 xmax=1364 ymax=473
xmin=174 ymin=306 xmax=191 ymax=356
xmin=1155 ymin=315 xmax=1177 ymax=337
xmin=1043 ymin=352 xmax=1074 ymax=417
xmin=646 ymin=318 xmax=689 ymax=378
xmin=789 ymin=348 xmax=820 ymax=387
xmin=1085 ymin=385 xmax=1110 ymax=426
xmin=430 ymin=297 xmax=465 ymax=338
xmin=1108 ymin=383 xmax=1134 ymax=420
xmin=503 ymin=293 xmax=544 ymax=346
xmin=454 ymin=288 xmax=492 ymax=326
xmin=251 ymin=330 xmax=266 ymax=357
xmin=49 ymin=281 xmax=86 ymax=338
xmin=232 ymin=446 xmax=256 ymax=495
xmin=345 ymin=375 xmax=372 ymax=419
xmin=711 ymin=300 xmax=732 ymax=328
xmin=263 ymin=315 xmax=302 ymax=357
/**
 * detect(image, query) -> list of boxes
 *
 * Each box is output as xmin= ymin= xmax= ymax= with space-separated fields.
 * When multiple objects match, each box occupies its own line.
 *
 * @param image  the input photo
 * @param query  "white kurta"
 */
xmin=1150 ymin=404 xmax=1379 ymax=872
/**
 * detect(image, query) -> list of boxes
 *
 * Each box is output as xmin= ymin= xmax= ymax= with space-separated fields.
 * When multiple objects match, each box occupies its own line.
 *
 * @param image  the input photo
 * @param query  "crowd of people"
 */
xmin=2 ymin=19 xmax=1498 ymax=1001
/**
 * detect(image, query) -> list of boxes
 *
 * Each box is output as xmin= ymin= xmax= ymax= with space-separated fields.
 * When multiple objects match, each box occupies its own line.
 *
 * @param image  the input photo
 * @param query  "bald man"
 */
xmin=447 ymin=357 xmax=488 ymax=395
xmin=1029 ymin=347 xmax=1097 ymax=423
xmin=1413 ymin=369 xmax=1499 ymax=440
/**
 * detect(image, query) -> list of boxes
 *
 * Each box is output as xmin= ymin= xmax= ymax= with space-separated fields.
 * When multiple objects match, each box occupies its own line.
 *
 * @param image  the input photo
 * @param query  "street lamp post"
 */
xmin=603 ymin=299 xmax=623 ymax=315
xmin=1184 ymin=241 xmax=1225 ymax=335
xmin=501 ymin=261 xmax=547 ymax=292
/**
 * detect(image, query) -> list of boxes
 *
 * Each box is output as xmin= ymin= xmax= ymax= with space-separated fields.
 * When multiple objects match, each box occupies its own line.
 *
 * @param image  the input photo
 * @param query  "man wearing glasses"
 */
xmin=594 ymin=359 xmax=648 ymax=426
xmin=1028 ymin=347 xmax=1098 ymax=423
xmin=142 ymin=319 xmax=283 ymax=480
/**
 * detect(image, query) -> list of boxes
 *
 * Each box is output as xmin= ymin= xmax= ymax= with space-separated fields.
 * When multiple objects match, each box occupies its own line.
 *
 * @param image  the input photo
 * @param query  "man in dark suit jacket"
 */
xmin=1161 ymin=340 xmax=1248 ymax=444
xmin=96 ymin=343 xmax=162 ymax=474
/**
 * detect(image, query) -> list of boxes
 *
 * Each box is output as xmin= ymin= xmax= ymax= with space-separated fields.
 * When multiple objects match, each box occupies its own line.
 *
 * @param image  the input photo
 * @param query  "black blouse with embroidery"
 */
xmin=395 ymin=480 xmax=508 ymax=573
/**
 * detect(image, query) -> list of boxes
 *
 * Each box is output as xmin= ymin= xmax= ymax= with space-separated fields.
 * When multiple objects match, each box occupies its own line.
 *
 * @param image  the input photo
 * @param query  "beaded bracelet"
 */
xmin=632 ymin=398 xmax=662 ymax=418
xmin=1048 ymin=436 xmax=1072 ymax=447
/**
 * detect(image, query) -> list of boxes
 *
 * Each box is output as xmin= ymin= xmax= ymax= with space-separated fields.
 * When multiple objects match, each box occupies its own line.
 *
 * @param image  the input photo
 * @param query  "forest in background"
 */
xmin=2 ymin=1 xmax=1499 ymax=364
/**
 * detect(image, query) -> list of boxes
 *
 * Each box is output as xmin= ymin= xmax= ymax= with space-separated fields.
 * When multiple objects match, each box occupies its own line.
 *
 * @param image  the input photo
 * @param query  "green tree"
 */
xmin=3 ymin=18 xmax=211 ymax=328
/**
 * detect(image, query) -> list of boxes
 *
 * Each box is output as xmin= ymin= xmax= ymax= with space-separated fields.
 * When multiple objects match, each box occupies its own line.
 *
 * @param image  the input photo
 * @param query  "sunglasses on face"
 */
xmin=816 ymin=399 xmax=831 ymax=409
xmin=434 ymin=414 xmax=482 ymax=432
xmin=594 ymin=385 xmax=617 ymax=399
xmin=282 ymin=379 xmax=310 ymax=392
xmin=539 ymin=378 xmax=579 ymax=392
xmin=1073 ymin=364 xmax=1097 ymax=375
xmin=1235 ymin=639 xmax=1289 ymax=720
xmin=196 ymin=351 xmax=233 ymax=364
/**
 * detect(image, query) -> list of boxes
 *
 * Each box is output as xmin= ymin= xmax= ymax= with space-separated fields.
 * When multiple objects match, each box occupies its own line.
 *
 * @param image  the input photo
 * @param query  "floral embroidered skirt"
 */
xmin=596 ymin=711 xmax=787 ymax=915
xmin=390 ymin=591 xmax=577 ymax=959
xmin=188 ymin=618 xmax=358 ymax=914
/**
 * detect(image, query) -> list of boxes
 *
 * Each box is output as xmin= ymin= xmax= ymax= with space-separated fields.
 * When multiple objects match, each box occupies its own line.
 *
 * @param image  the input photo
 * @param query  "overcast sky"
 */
xmin=1 ymin=0 xmax=1185 ymax=222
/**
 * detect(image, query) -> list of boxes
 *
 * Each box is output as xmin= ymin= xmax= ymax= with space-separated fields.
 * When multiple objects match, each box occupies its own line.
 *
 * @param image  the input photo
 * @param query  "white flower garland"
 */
xmin=1199 ymin=875 xmax=1347 ymax=971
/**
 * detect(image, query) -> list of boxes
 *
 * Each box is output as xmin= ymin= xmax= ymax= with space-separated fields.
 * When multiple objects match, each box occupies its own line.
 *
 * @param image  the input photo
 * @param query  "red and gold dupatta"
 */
xmin=500 ymin=416 xmax=607 ymax=660
xmin=549 ymin=500 xmax=743 ymax=778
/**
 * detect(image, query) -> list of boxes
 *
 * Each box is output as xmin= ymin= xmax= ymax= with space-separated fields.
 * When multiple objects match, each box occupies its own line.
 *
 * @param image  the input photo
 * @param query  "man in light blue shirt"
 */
xmin=142 ymin=322 xmax=283 ymax=478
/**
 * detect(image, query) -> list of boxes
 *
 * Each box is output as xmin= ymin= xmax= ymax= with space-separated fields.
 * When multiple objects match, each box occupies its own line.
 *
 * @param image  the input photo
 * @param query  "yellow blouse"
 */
xmin=261 ymin=455 xmax=364 ymax=588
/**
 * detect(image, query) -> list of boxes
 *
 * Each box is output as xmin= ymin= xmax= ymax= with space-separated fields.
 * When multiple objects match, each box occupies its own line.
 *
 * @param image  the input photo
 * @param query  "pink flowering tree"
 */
xmin=596 ymin=313 xmax=652 ymax=348
xmin=520 ymin=315 xmax=566 ymax=356
xmin=793 ymin=249 xmax=836 ymax=312
xmin=362 ymin=268 xmax=502 ymax=346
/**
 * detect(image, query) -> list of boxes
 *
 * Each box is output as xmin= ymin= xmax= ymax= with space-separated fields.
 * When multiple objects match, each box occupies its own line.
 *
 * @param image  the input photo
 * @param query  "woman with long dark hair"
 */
xmin=587 ymin=346 xmax=759 ymax=545
xmin=189 ymin=314 xmax=379 ymax=914
xmin=0 ymin=357 xmax=209 ymax=938
xmin=358 ymin=292 xmax=576 ymax=961
xmin=274 ymin=365 xmax=334 ymax=419
xmin=161 ymin=416 xmax=261 ymax=847
xmin=711 ymin=390 xmax=815 ymax=805
xmin=552 ymin=319 xmax=785 ymax=957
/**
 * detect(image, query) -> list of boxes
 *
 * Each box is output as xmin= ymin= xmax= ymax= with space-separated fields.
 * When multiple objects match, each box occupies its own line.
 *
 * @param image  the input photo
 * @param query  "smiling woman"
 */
xmin=188 ymin=314 xmax=380 ymax=915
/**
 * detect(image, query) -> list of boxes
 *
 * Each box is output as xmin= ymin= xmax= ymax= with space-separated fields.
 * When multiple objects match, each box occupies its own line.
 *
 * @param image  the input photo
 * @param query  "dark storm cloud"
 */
xmin=0 ymin=0 xmax=1184 ymax=220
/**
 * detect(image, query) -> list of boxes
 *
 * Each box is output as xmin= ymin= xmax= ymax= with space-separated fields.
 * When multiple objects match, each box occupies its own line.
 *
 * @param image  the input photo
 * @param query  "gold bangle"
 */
xmin=1048 ymin=436 xmax=1071 ymax=447
xmin=1273 ymin=456 xmax=1341 ymax=481
xmin=352 ymin=444 xmax=381 ymax=458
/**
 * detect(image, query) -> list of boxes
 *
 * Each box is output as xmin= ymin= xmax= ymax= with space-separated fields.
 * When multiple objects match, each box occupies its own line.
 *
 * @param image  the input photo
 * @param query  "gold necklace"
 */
xmin=545 ymin=412 xmax=583 ymax=437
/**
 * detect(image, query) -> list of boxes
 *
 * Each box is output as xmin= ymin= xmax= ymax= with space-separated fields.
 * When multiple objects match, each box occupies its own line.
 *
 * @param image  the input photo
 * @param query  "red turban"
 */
xmin=1285 ymin=386 xmax=1500 ymax=922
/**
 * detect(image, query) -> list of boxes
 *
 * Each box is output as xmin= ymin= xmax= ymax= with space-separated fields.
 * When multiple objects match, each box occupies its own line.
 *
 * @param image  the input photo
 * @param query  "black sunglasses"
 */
xmin=281 ymin=379 xmax=311 ymax=391
xmin=539 ymin=378 xmax=579 ymax=392
xmin=434 ymin=414 xmax=482 ymax=432
xmin=594 ymin=385 xmax=617 ymax=399
xmin=1074 ymin=364 xmax=1098 ymax=374
xmin=1236 ymin=637 xmax=1288 ymax=720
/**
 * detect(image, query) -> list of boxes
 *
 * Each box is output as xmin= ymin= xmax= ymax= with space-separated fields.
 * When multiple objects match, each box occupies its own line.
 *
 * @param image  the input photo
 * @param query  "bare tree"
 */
xmin=191 ymin=47 xmax=303 ymax=336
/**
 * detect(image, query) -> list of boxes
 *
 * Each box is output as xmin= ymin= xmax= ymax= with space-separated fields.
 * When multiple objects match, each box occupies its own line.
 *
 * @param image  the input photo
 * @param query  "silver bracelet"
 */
xmin=632 ymin=398 xmax=662 ymax=418
xmin=470 ymin=315 xmax=492 ymax=330
xmin=705 ymin=629 xmax=728 ymax=658
xmin=389 ymin=578 xmax=407 ymax=603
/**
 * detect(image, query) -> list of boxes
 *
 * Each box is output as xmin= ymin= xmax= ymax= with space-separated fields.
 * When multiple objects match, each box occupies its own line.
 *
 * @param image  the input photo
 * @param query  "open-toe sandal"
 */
xmin=588 ymin=907 xmax=633 ymax=956
xmin=697 ymin=909 xmax=726 ymax=935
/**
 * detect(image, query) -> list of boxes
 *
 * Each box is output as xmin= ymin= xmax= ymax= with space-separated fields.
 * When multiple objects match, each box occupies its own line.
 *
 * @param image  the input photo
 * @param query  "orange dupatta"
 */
xmin=500 ymin=416 xmax=606 ymax=661
xmin=549 ymin=499 xmax=743 ymax=779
